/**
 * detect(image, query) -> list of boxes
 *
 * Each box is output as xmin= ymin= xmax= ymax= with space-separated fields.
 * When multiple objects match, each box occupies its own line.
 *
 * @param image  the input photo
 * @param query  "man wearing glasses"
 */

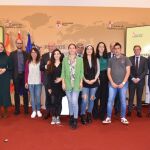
xmin=10 ymin=39 xmax=29 ymax=115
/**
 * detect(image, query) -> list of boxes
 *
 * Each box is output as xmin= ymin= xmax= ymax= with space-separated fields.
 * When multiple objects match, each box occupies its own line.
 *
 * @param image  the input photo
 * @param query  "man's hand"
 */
xmin=118 ymin=83 xmax=124 ymax=88
xmin=111 ymin=82 xmax=118 ymax=88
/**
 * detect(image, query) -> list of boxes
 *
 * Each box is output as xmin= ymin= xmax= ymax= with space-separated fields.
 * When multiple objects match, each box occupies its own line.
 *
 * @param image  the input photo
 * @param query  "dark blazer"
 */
xmin=107 ymin=52 xmax=112 ymax=59
xmin=148 ymin=56 xmax=150 ymax=88
xmin=129 ymin=55 xmax=148 ymax=85
xmin=9 ymin=50 xmax=28 ymax=79
xmin=40 ymin=52 xmax=50 ymax=85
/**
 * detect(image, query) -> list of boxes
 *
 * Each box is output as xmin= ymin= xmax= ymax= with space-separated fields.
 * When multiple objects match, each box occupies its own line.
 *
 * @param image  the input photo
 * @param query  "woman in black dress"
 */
xmin=0 ymin=42 xmax=12 ymax=118
xmin=47 ymin=49 xmax=64 ymax=125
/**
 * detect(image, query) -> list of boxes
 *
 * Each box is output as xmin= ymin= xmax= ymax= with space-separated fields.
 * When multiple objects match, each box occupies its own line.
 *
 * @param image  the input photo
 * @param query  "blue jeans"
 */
xmin=66 ymin=90 xmax=79 ymax=119
xmin=29 ymin=84 xmax=42 ymax=111
xmin=107 ymin=82 xmax=128 ymax=118
xmin=81 ymin=87 xmax=97 ymax=115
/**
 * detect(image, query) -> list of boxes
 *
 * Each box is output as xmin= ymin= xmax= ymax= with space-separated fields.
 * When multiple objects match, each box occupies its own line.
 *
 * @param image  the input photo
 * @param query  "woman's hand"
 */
xmin=0 ymin=68 xmax=6 ymax=75
xmin=85 ymin=79 xmax=91 ymax=84
xmin=62 ymin=82 xmax=66 ymax=91
xmin=25 ymin=83 xmax=28 ymax=89
xmin=89 ymin=79 xmax=97 ymax=84
xmin=54 ymin=78 xmax=62 ymax=83
xmin=48 ymin=89 xmax=52 ymax=94
xmin=80 ymin=81 xmax=83 ymax=89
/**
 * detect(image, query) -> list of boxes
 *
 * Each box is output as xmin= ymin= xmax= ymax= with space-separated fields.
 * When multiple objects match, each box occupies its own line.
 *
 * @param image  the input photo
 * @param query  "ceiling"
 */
xmin=0 ymin=0 xmax=150 ymax=8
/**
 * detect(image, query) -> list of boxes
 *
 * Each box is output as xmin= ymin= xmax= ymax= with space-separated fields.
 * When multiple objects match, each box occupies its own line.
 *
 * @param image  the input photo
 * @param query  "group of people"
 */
xmin=0 ymin=39 xmax=150 ymax=129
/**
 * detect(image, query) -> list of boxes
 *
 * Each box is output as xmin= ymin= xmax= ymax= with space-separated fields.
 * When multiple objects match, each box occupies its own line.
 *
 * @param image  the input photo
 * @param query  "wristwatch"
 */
xmin=122 ymin=82 xmax=126 ymax=85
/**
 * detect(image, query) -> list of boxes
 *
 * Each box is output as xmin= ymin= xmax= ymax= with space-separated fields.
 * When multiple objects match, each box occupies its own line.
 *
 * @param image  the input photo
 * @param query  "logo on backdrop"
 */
xmin=132 ymin=32 xmax=143 ymax=38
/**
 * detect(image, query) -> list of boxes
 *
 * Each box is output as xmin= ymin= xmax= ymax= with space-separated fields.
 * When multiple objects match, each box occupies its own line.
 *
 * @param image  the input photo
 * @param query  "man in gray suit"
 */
xmin=127 ymin=45 xmax=148 ymax=117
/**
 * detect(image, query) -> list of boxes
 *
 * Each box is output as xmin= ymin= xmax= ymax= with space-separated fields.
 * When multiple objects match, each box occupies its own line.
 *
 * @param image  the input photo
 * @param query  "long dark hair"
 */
xmin=83 ymin=45 xmax=97 ymax=75
xmin=96 ymin=42 xmax=108 ymax=58
xmin=47 ymin=48 xmax=63 ymax=74
xmin=28 ymin=48 xmax=40 ymax=63
xmin=0 ymin=42 xmax=6 ymax=53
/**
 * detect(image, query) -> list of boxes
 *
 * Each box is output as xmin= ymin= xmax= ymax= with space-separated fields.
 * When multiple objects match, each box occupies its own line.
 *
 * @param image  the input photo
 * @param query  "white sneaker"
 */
xmin=56 ymin=116 xmax=61 ymax=125
xmin=37 ymin=111 xmax=42 ymax=117
xmin=121 ymin=118 xmax=129 ymax=125
xmin=51 ymin=116 xmax=56 ymax=125
xmin=102 ymin=117 xmax=111 ymax=124
xmin=31 ymin=111 xmax=36 ymax=118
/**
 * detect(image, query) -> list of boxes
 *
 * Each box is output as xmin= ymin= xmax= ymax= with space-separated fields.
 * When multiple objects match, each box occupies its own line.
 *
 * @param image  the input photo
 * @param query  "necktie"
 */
xmin=135 ymin=57 xmax=139 ymax=76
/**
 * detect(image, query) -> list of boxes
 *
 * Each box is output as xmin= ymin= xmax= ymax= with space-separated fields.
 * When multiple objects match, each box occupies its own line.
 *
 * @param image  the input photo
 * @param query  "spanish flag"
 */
xmin=5 ymin=32 xmax=11 ymax=56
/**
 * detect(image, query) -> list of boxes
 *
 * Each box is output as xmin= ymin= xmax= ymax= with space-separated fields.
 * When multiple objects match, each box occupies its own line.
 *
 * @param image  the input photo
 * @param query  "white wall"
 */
xmin=0 ymin=0 xmax=150 ymax=8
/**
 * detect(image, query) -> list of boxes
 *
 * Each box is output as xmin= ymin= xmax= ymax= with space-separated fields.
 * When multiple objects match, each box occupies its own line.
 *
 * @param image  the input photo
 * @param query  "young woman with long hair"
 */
xmin=47 ymin=49 xmax=65 ymax=125
xmin=80 ymin=45 xmax=100 ymax=124
xmin=61 ymin=43 xmax=84 ymax=129
xmin=25 ymin=48 xmax=42 ymax=118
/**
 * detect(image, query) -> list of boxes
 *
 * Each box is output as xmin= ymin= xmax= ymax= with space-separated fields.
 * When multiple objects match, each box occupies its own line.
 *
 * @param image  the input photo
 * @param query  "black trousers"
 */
xmin=44 ymin=85 xmax=51 ymax=111
xmin=13 ymin=73 xmax=28 ymax=113
xmin=49 ymin=93 xmax=62 ymax=116
xmin=78 ymin=91 xmax=82 ymax=116
xmin=93 ymin=71 xmax=108 ymax=120
xmin=128 ymin=82 xmax=144 ymax=112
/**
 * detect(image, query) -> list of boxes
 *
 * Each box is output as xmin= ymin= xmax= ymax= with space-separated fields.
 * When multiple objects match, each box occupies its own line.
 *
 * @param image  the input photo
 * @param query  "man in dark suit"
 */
xmin=10 ymin=39 xmax=29 ymax=115
xmin=128 ymin=45 xmax=148 ymax=117
xmin=107 ymin=42 xmax=121 ymax=116
xmin=40 ymin=42 xmax=56 ymax=119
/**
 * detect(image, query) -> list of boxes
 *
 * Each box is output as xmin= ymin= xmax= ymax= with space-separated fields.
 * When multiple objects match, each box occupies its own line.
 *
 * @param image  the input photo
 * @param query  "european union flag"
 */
xmin=26 ymin=33 xmax=32 ymax=53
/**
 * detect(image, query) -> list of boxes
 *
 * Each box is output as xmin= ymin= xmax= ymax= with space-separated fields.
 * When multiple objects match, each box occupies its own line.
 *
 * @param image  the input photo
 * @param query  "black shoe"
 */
xmin=14 ymin=111 xmax=20 ymax=115
xmin=100 ymin=115 xmax=105 ymax=121
xmin=24 ymin=111 xmax=29 ymax=115
xmin=137 ymin=112 xmax=142 ymax=118
xmin=86 ymin=112 xmax=92 ymax=123
xmin=43 ymin=111 xmax=50 ymax=120
xmin=3 ymin=108 xmax=8 ymax=118
xmin=127 ymin=111 xmax=131 ymax=117
xmin=69 ymin=115 xmax=74 ymax=126
xmin=81 ymin=115 xmax=86 ymax=125
xmin=72 ymin=118 xmax=78 ymax=129
xmin=93 ymin=114 xmax=98 ymax=120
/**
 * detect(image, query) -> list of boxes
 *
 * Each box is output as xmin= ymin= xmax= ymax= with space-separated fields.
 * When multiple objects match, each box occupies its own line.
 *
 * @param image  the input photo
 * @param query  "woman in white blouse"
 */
xmin=25 ymin=48 xmax=42 ymax=118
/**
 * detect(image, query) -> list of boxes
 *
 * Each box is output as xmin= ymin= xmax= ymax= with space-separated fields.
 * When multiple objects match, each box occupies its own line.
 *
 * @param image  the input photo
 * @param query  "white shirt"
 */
xmin=28 ymin=62 xmax=41 ymax=84
xmin=49 ymin=52 xmax=52 ymax=58
xmin=111 ymin=52 xmax=115 ymax=58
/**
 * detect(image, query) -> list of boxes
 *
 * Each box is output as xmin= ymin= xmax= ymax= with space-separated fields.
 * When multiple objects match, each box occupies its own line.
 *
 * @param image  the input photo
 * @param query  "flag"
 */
xmin=4 ymin=33 xmax=14 ymax=93
xmin=26 ymin=32 xmax=32 ymax=53
xmin=5 ymin=33 xmax=11 ymax=56
xmin=17 ymin=31 xmax=22 ymax=40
